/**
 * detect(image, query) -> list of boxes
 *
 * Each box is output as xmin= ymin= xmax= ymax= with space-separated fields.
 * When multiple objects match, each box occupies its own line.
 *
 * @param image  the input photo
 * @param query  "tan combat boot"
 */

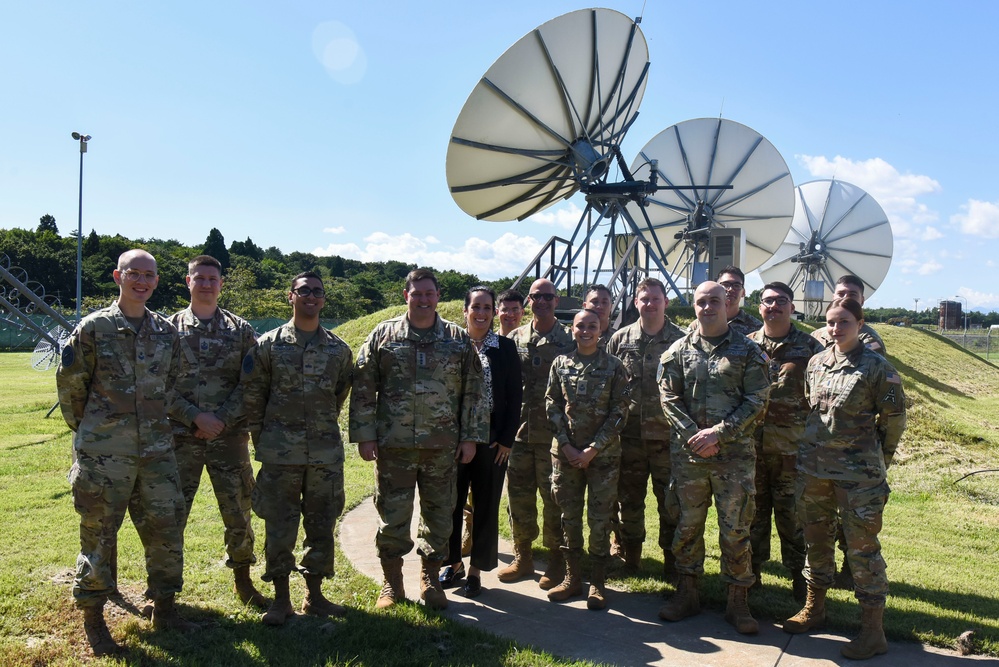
xmin=622 ymin=541 xmax=642 ymax=575
xmin=724 ymin=584 xmax=759 ymax=635
xmin=841 ymin=604 xmax=888 ymax=660
xmin=783 ymin=584 xmax=827 ymax=633
xmin=152 ymin=594 xmax=199 ymax=632
xmin=538 ymin=549 xmax=565 ymax=590
xmin=658 ymin=574 xmax=700 ymax=621
xmin=420 ymin=559 xmax=448 ymax=610
xmin=82 ymin=603 xmax=124 ymax=658
xmin=233 ymin=565 xmax=270 ymax=610
xmin=262 ymin=575 xmax=295 ymax=626
xmin=547 ymin=551 xmax=582 ymax=602
xmin=497 ymin=542 xmax=534 ymax=583
xmin=375 ymin=557 xmax=406 ymax=609
xmin=586 ymin=558 xmax=608 ymax=610
xmin=303 ymin=573 xmax=347 ymax=617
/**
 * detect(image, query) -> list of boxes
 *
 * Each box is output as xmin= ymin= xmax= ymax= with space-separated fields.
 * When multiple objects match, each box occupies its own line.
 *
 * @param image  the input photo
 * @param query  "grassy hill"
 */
xmin=0 ymin=315 xmax=997 ymax=664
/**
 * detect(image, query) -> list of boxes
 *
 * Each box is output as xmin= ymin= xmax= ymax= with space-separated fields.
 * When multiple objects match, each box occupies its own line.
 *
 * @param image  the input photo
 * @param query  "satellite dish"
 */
xmin=447 ymin=8 xmax=649 ymax=221
xmin=626 ymin=118 xmax=795 ymax=287
xmin=758 ymin=179 xmax=893 ymax=318
xmin=32 ymin=325 xmax=70 ymax=371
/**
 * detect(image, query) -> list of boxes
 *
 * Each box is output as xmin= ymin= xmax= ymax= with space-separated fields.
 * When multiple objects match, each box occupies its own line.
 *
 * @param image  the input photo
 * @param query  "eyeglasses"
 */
xmin=719 ymin=281 xmax=743 ymax=291
xmin=121 ymin=270 xmax=157 ymax=283
xmin=528 ymin=293 xmax=556 ymax=302
xmin=292 ymin=286 xmax=326 ymax=298
xmin=761 ymin=297 xmax=791 ymax=307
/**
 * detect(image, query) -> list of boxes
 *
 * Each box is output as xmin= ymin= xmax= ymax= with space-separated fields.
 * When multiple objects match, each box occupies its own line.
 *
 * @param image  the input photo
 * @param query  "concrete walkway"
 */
xmin=340 ymin=496 xmax=996 ymax=666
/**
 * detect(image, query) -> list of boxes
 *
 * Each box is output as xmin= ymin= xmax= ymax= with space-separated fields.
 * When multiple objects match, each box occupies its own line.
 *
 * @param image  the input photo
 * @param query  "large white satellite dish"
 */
xmin=627 ymin=118 xmax=795 ymax=286
xmin=758 ymin=179 xmax=893 ymax=318
xmin=447 ymin=8 xmax=649 ymax=222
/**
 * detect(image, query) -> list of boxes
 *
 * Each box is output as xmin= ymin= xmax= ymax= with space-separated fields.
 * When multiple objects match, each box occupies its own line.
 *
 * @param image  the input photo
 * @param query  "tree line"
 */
xmin=1 ymin=216 xmax=515 ymax=322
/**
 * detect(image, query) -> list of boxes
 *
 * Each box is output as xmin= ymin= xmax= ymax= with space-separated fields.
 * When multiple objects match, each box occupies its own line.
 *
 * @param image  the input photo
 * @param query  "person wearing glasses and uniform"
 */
xmin=747 ymin=282 xmax=824 ymax=602
xmin=57 ymin=249 xmax=194 ymax=658
xmin=689 ymin=266 xmax=762 ymax=337
xmin=499 ymin=278 xmax=575 ymax=589
xmin=241 ymin=271 xmax=353 ymax=625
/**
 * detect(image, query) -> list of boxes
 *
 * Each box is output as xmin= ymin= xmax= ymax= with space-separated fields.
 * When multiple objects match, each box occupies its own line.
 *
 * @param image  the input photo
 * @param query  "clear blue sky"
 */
xmin=2 ymin=1 xmax=997 ymax=310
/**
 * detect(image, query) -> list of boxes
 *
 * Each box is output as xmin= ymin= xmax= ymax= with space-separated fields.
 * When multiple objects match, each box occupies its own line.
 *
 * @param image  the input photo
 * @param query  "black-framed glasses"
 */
xmin=719 ymin=281 xmax=743 ymax=291
xmin=292 ymin=286 xmax=326 ymax=298
xmin=528 ymin=293 xmax=556 ymax=302
xmin=761 ymin=296 xmax=791 ymax=306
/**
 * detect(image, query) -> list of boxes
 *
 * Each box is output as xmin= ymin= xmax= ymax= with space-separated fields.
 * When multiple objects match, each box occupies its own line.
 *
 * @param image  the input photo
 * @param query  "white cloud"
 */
xmin=796 ymin=155 xmax=941 ymax=240
xmin=526 ymin=202 xmax=584 ymax=229
xmin=956 ymin=287 xmax=999 ymax=310
xmin=951 ymin=199 xmax=999 ymax=238
xmin=322 ymin=225 xmax=347 ymax=234
xmin=313 ymin=231 xmax=546 ymax=279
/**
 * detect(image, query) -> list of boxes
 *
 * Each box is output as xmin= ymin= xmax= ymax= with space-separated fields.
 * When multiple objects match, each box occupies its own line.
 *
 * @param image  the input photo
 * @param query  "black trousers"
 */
xmin=447 ymin=442 xmax=508 ymax=571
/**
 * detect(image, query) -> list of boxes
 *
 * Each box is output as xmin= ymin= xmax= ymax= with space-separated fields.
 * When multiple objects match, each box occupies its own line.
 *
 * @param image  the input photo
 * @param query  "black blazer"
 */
xmin=484 ymin=335 xmax=523 ymax=448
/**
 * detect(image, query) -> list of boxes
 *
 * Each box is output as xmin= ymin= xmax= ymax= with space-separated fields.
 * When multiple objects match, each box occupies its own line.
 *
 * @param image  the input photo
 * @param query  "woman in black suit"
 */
xmin=440 ymin=286 xmax=523 ymax=597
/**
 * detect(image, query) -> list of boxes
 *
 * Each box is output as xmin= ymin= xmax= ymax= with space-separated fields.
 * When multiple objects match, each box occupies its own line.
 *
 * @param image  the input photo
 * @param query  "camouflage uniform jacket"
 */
xmin=749 ymin=326 xmax=825 ymax=456
xmin=242 ymin=321 xmax=352 ymax=465
xmin=510 ymin=321 xmax=575 ymax=445
xmin=349 ymin=314 xmax=487 ymax=449
xmin=597 ymin=326 xmax=616 ymax=350
xmin=607 ymin=318 xmax=685 ymax=440
xmin=688 ymin=309 xmax=762 ymax=337
xmin=57 ymin=301 xmax=182 ymax=457
xmin=812 ymin=323 xmax=886 ymax=356
xmin=800 ymin=345 xmax=906 ymax=482
xmin=168 ymin=306 xmax=257 ymax=435
xmin=545 ymin=349 xmax=631 ymax=454
xmin=658 ymin=327 xmax=771 ymax=464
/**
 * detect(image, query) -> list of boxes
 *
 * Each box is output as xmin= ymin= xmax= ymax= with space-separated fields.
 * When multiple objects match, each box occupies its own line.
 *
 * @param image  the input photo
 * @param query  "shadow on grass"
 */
xmin=888 ymin=355 xmax=970 ymax=400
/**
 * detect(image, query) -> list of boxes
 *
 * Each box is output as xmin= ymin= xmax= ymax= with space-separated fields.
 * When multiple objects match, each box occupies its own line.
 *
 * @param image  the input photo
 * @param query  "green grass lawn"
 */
xmin=1 ymin=316 xmax=998 ymax=664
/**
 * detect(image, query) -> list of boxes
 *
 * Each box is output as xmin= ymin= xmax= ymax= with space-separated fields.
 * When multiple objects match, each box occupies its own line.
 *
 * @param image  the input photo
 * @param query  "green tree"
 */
xmin=230 ymin=237 xmax=264 ymax=261
xmin=202 ymin=228 xmax=230 ymax=270
xmin=37 ymin=214 xmax=58 ymax=235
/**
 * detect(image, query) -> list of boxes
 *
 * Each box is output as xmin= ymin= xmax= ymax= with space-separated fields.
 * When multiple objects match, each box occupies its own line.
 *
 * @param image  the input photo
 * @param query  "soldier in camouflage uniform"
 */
xmin=499 ymin=278 xmax=575 ymax=589
xmin=688 ymin=266 xmax=763 ymax=336
xmin=349 ymin=268 xmax=487 ymax=611
xmin=657 ymin=281 xmax=770 ymax=635
xmin=241 ymin=271 xmax=353 ymax=625
xmin=748 ymin=282 xmax=824 ymax=602
xmin=582 ymin=284 xmax=617 ymax=348
xmin=784 ymin=297 xmax=906 ymax=661
xmin=57 ymin=249 xmax=195 ymax=657
xmin=808 ymin=274 xmax=886 ymax=588
xmin=168 ymin=255 xmax=266 ymax=609
xmin=606 ymin=278 xmax=685 ymax=577
xmin=546 ymin=309 xmax=631 ymax=610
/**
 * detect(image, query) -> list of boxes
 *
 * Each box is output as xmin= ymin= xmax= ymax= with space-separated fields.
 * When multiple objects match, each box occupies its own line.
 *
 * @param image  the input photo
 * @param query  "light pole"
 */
xmin=71 ymin=132 xmax=91 ymax=323
xmin=954 ymin=294 xmax=968 ymax=348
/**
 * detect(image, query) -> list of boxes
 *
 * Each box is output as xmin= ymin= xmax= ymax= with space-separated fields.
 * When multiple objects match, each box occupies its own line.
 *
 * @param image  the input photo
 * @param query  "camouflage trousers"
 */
xmin=70 ymin=449 xmax=185 ymax=607
xmin=251 ymin=456 xmax=344 ymax=581
xmin=552 ymin=447 xmax=621 ymax=558
xmin=797 ymin=473 xmax=889 ymax=606
xmin=374 ymin=447 xmax=456 ymax=561
xmin=669 ymin=457 xmax=755 ymax=586
xmin=174 ymin=433 xmax=257 ymax=568
xmin=750 ymin=450 xmax=805 ymax=572
xmin=506 ymin=440 xmax=562 ymax=550
xmin=618 ymin=436 xmax=675 ymax=549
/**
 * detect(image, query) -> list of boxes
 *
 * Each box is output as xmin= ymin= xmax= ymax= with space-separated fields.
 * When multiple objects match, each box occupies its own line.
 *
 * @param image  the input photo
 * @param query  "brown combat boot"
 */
xmin=587 ymin=559 xmax=608 ymax=610
xmin=622 ymin=541 xmax=642 ymax=575
xmin=82 ymin=603 xmax=124 ymax=658
xmin=724 ymin=584 xmax=759 ymax=635
xmin=262 ymin=575 xmax=295 ymax=626
xmin=234 ymin=565 xmax=270 ymax=610
xmin=375 ymin=557 xmax=406 ymax=609
xmin=152 ymin=594 xmax=199 ymax=632
xmin=783 ymin=584 xmax=827 ymax=634
xmin=547 ymin=551 xmax=582 ymax=602
xmin=841 ymin=604 xmax=888 ymax=660
xmin=662 ymin=549 xmax=678 ymax=587
xmin=658 ymin=574 xmax=700 ymax=621
xmin=538 ymin=549 xmax=565 ymax=590
xmin=303 ymin=573 xmax=347 ymax=618
xmin=497 ymin=542 xmax=534 ymax=583
xmin=420 ymin=559 xmax=448 ymax=610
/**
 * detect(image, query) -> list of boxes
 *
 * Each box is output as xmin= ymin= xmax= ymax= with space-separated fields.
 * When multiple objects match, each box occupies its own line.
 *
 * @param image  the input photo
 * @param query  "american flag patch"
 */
xmin=886 ymin=371 xmax=901 ymax=384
